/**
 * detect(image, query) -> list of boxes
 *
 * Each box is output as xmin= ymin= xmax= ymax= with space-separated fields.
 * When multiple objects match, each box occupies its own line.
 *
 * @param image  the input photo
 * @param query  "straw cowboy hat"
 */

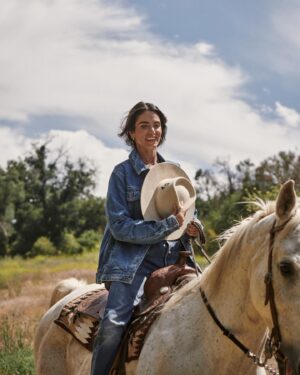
xmin=141 ymin=162 xmax=196 ymax=240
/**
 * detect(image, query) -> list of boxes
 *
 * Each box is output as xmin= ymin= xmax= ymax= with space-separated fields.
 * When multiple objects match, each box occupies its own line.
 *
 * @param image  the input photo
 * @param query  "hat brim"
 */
xmin=141 ymin=162 xmax=195 ymax=240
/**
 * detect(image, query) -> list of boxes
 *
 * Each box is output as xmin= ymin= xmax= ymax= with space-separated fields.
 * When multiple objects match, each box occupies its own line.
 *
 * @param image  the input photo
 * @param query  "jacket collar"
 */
xmin=129 ymin=148 xmax=165 ymax=175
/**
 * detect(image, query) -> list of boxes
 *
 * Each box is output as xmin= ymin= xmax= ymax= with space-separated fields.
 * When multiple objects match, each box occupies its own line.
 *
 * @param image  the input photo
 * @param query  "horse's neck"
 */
xmin=203 ymin=262 xmax=266 ymax=341
xmin=139 ymin=241 xmax=268 ymax=375
xmin=194 ymin=241 xmax=267 ymax=372
xmin=139 ymin=224 xmax=271 ymax=374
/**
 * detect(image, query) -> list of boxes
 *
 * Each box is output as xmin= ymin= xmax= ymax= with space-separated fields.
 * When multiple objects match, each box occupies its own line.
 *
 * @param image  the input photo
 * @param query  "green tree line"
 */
xmin=1 ymin=142 xmax=299 ymax=257
xmin=0 ymin=142 xmax=106 ymax=257
xmin=196 ymin=151 xmax=300 ymax=253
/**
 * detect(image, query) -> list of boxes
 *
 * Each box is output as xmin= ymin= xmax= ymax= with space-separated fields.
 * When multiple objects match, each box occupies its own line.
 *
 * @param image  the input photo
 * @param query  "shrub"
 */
xmin=30 ymin=236 xmax=57 ymax=257
xmin=60 ymin=232 xmax=82 ymax=254
xmin=77 ymin=230 xmax=99 ymax=252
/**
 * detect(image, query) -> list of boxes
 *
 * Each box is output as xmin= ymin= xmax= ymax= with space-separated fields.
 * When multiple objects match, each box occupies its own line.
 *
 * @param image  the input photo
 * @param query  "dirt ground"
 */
xmin=0 ymin=269 xmax=95 ymax=348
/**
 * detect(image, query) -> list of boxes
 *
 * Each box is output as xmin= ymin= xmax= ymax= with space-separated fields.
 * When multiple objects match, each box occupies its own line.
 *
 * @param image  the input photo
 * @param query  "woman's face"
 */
xmin=130 ymin=110 xmax=162 ymax=153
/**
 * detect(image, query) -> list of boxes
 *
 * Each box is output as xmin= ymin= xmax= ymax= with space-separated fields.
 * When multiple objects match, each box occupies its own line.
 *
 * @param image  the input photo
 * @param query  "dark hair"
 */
xmin=118 ymin=102 xmax=168 ymax=147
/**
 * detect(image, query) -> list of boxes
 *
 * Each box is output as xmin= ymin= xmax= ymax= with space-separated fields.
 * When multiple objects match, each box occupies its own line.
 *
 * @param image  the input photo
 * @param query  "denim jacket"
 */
xmin=96 ymin=149 xmax=194 ymax=284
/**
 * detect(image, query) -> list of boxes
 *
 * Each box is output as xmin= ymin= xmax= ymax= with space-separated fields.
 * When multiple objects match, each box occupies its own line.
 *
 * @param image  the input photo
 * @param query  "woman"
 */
xmin=91 ymin=102 xmax=200 ymax=375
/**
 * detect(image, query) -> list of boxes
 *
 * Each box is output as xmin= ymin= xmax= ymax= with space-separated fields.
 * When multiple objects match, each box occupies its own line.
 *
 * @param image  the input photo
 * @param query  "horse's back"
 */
xmin=34 ymin=282 xmax=103 ymax=375
xmin=49 ymin=277 xmax=88 ymax=307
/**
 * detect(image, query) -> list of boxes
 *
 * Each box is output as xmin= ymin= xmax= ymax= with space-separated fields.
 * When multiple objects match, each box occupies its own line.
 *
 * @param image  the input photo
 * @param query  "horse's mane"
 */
xmin=218 ymin=199 xmax=275 ymax=244
xmin=202 ymin=200 xmax=276 ymax=294
xmin=165 ymin=199 xmax=276 ymax=310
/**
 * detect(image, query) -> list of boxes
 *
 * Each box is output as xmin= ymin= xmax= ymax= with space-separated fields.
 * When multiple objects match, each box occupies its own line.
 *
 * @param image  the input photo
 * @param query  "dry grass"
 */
xmin=0 ymin=269 xmax=95 ymax=348
xmin=0 ymin=252 xmax=98 ymax=374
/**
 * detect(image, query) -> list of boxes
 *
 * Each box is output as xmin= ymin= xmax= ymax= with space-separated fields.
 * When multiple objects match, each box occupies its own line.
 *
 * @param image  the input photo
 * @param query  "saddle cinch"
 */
xmin=54 ymin=251 xmax=197 ymax=374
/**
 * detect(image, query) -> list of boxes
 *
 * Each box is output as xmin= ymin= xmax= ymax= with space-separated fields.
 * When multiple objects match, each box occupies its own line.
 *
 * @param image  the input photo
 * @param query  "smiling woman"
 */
xmin=90 ymin=101 xmax=202 ymax=375
xmin=129 ymin=111 xmax=163 ymax=161
xmin=118 ymin=102 xmax=167 ymax=151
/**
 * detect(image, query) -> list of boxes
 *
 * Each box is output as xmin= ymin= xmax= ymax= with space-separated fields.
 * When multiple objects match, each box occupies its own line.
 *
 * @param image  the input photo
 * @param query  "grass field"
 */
xmin=0 ymin=251 xmax=98 ymax=375
xmin=0 ymin=251 xmax=99 ymax=290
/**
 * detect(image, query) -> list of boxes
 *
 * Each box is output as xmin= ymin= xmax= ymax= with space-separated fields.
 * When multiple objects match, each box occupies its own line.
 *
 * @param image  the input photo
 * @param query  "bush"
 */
xmin=30 ymin=236 xmax=57 ymax=257
xmin=60 ymin=232 xmax=82 ymax=254
xmin=77 ymin=230 xmax=99 ymax=252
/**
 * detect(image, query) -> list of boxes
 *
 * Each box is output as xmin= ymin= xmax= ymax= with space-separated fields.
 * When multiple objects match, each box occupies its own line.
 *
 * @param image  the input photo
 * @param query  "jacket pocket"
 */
xmin=127 ymin=186 xmax=140 ymax=201
xmin=126 ymin=186 xmax=142 ymax=218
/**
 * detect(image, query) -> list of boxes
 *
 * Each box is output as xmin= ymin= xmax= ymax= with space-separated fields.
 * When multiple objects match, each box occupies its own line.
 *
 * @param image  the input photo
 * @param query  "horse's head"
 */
xmin=250 ymin=180 xmax=300 ymax=375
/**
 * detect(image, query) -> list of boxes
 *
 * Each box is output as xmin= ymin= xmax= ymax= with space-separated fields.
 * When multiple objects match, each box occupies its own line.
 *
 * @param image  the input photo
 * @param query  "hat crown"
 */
xmin=141 ymin=162 xmax=196 ymax=240
xmin=155 ymin=177 xmax=196 ymax=219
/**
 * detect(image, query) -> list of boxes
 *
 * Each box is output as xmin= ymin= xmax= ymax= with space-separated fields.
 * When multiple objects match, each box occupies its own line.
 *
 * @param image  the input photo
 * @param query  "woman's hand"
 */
xmin=186 ymin=221 xmax=199 ymax=237
xmin=174 ymin=207 xmax=186 ymax=227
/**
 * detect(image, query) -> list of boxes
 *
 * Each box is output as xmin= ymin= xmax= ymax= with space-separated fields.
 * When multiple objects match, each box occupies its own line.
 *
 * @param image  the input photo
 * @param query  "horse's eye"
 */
xmin=279 ymin=261 xmax=294 ymax=277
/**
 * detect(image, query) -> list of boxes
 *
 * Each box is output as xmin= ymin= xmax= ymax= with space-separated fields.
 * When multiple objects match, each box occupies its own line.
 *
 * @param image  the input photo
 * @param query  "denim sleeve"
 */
xmin=106 ymin=169 xmax=179 ymax=245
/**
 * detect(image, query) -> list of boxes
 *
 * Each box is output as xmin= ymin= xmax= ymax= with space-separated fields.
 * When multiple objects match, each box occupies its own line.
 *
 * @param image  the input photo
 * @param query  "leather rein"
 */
xmin=263 ymin=217 xmax=294 ymax=375
xmin=198 ymin=216 xmax=294 ymax=375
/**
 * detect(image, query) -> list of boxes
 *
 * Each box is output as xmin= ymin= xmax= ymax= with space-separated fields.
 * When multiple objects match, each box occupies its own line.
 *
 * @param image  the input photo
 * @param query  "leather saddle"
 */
xmin=54 ymin=251 xmax=197 ymax=371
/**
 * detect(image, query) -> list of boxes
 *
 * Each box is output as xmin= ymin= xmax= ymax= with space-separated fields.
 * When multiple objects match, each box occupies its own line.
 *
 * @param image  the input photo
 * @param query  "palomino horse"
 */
xmin=34 ymin=180 xmax=300 ymax=375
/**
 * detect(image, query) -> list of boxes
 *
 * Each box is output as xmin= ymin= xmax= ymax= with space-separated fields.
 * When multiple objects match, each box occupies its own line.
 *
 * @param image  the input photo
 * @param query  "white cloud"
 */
xmin=195 ymin=42 xmax=215 ymax=56
xmin=0 ymin=125 xmax=127 ymax=196
xmin=1 ymin=0 xmax=300 ymax=196
xmin=275 ymin=102 xmax=300 ymax=128
xmin=44 ymin=130 xmax=127 ymax=196
xmin=0 ymin=127 xmax=31 ymax=166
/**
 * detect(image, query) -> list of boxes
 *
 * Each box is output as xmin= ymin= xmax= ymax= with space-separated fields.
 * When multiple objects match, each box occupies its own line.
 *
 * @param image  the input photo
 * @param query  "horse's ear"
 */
xmin=276 ymin=180 xmax=297 ymax=221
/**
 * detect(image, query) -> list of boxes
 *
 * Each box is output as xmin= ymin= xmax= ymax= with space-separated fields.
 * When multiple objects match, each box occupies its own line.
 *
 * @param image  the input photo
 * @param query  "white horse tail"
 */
xmin=49 ymin=277 xmax=87 ymax=307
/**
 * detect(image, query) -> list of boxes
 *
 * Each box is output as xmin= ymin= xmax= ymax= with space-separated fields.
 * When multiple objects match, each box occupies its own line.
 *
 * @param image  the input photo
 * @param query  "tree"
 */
xmin=195 ymin=168 xmax=219 ymax=202
xmin=255 ymin=151 xmax=300 ymax=189
xmin=235 ymin=159 xmax=255 ymax=191
xmin=0 ymin=141 xmax=106 ymax=257
xmin=194 ymin=151 xmax=300 ymax=254
xmin=214 ymin=157 xmax=236 ymax=195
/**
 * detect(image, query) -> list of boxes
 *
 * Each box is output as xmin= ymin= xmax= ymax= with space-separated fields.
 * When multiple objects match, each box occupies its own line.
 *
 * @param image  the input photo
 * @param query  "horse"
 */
xmin=34 ymin=180 xmax=300 ymax=375
xmin=48 ymin=277 xmax=88 ymax=307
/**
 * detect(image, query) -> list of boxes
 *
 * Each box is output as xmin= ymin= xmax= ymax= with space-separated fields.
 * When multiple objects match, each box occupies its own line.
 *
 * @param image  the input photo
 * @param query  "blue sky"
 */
xmin=1 ymin=0 xmax=300 ymax=195
xmin=129 ymin=0 xmax=300 ymax=110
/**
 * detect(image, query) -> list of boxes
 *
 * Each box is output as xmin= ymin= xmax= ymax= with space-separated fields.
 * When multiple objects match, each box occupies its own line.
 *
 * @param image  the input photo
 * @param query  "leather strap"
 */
xmin=264 ymin=216 xmax=294 ymax=375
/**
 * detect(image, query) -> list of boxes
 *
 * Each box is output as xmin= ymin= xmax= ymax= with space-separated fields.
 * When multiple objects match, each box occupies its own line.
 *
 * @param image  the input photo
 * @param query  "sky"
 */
xmin=1 ymin=0 xmax=300 ymax=196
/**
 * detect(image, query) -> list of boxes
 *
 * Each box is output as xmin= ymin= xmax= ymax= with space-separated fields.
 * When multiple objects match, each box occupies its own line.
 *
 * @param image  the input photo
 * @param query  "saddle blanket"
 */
xmin=54 ymin=288 xmax=108 ymax=352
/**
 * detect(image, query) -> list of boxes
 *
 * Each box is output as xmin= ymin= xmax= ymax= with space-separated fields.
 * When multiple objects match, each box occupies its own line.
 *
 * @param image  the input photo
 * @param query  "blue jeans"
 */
xmin=91 ymin=240 xmax=182 ymax=375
